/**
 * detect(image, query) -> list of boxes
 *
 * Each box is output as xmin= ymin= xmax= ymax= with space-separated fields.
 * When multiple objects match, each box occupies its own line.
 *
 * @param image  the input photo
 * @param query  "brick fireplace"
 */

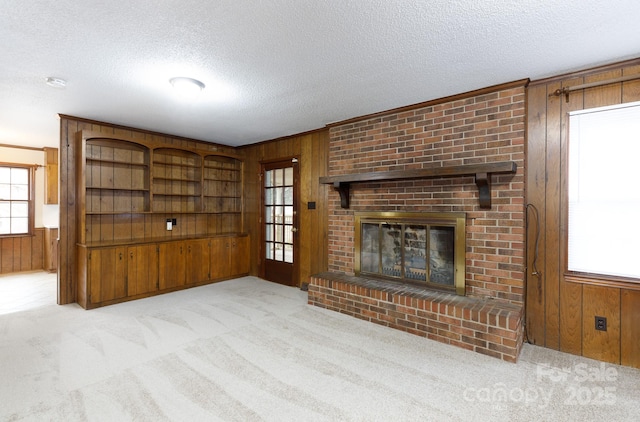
xmin=309 ymin=81 xmax=527 ymax=362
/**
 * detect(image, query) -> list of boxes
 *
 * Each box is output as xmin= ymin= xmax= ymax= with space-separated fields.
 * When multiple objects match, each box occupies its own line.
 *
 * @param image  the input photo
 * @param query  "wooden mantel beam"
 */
xmin=319 ymin=161 xmax=517 ymax=209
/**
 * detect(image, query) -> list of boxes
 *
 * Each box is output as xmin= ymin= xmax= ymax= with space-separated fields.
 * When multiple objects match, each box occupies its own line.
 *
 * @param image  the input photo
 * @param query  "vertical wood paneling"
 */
xmin=582 ymin=285 xmax=620 ymax=363
xmin=1 ymin=238 xmax=14 ymax=273
xmin=527 ymin=58 xmax=640 ymax=369
xmin=299 ymin=135 xmax=313 ymax=284
xmin=543 ymin=81 xmax=563 ymax=350
xmin=621 ymin=290 xmax=640 ymax=368
xmin=622 ymin=65 xmax=640 ymax=101
xmin=113 ymin=214 xmax=131 ymax=241
xmin=44 ymin=228 xmax=57 ymax=272
xmin=58 ymin=119 xmax=70 ymax=303
xmin=131 ymin=214 xmax=145 ymax=240
xmin=43 ymin=147 xmax=58 ymax=205
xmin=558 ymin=77 xmax=584 ymax=356
xmin=19 ymin=236 xmax=31 ymax=271
xmin=30 ymin=229 xmax=44 ymax=270
xmin=240 ymin=129 xmax=329 ymax=286
xmin=0 ymin=232 xmax=45 ymax=274
xmin=242 ymin=145 xmax=260 ymax=276
xmin=14 ymin=236 xmax=25 ymax=270
xmin=310 ymin=131 xmax=328 ymax=276
xmin=525 ymin=84 xmax=547 ymax=345
xmin=583 ymin=69 xmax=622 ymax=109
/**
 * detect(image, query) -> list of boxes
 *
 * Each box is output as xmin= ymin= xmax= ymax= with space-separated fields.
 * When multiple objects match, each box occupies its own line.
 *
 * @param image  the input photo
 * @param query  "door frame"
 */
xmin=259 ymin=156 xmax=300 ymax=286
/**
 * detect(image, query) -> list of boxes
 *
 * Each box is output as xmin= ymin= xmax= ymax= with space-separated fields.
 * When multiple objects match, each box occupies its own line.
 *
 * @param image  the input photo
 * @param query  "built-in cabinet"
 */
xmin=210 ymin=235 xmax=250 ymax=280
xmin=127 ymin=243 xmax=158 ymax=296
xmin=75 ymin=131 xmax=248 ymax=309
xmin=43 ymin=147 xmax=59 ymax=205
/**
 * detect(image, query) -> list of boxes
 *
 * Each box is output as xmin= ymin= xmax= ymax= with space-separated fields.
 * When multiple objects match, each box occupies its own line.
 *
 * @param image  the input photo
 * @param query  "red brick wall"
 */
xmin=327 ymin=85 xmax=526 ymax=304
xmin=309 ymin=272 xmax=524 ymax=362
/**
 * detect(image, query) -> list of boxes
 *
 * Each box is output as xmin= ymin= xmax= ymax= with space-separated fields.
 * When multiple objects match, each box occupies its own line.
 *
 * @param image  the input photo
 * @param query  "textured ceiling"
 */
xmin=1 ymin=0 xmax=639 ymax=148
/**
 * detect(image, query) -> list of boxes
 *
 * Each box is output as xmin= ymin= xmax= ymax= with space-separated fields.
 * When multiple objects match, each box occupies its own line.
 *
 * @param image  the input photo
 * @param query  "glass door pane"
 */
xmin=264 ymin=166 xmax=295 ymax=264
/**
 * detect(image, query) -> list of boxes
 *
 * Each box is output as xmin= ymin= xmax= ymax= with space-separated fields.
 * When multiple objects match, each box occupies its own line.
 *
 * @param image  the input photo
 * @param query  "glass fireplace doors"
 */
xmin=355 ymin=212 xmax=466 ymax=295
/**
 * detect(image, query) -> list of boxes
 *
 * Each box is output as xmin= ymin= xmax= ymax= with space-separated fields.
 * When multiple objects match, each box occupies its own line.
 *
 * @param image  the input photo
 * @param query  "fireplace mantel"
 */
xmin=319 ymin=161 xmax=517 ymax=209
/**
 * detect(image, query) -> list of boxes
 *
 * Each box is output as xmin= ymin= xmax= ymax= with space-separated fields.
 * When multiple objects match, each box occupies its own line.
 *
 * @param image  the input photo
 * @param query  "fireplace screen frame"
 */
xmin=354 ymin=212 xmax=466 ymax=295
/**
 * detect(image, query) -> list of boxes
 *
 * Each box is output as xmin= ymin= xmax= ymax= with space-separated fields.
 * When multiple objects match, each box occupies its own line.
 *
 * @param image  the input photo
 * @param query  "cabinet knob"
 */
xmin=119 ymin=252 xmax=123 ymax=260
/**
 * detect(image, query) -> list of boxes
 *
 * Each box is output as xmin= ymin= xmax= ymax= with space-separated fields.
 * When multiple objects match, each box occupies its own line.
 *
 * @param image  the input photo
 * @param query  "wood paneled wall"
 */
xmin=240 ymin=130 xmax=329 ymax=286
xmin=58 ymin=115 xmax=236 ymax=305
xmin=0 ymin=229 xmax=44 ymax=274
xmin=526 ymin=59 xmax=640 ymax=368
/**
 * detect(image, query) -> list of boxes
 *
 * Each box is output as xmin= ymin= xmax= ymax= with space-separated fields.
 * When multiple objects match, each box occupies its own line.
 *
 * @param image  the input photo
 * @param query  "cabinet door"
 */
xmin=210 ymin=237 xmax=231 ymax=280
xmin=186 ymin=239 xmax=210 ymax=284
xmin=159 ymin=241 xmax=186 ymax=289
xmin=88 ymin=247 xmax=126 ymax=304
xmin=127 ymin=244 xmax=159 ymax=296
xmin=44 ymin=147 xmax=58 ymax=205
xmin=230 ymin=235 xmax=250 ymax=276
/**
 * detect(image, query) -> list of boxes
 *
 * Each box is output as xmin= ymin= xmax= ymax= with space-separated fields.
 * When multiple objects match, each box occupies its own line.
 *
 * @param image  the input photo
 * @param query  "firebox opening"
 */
xmin=355 ymin=212 xmax=466 ymax=295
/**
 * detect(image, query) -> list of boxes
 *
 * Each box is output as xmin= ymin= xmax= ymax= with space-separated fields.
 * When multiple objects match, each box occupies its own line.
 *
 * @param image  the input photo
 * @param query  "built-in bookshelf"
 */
xmin=84 ymin=138 xmax=150 ymax=215
xmin=75 ymin=131 xmax=248 ymax=309
xmin=203 ymin=155 xmax=242 ymax=214
xmin=152 ymin=148 xmax=202 ymax=213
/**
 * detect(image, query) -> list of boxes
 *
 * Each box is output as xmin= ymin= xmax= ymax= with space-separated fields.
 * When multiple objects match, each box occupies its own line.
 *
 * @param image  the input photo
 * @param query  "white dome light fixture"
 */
xmin=45 ymin=77 xmax=67 ymax=88
xmin=169 ymin=77 xmax=205 ymax=98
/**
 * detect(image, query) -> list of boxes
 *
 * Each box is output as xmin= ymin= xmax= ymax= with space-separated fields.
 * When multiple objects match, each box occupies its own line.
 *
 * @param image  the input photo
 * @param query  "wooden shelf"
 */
xmin=87 ymin=186 xmax=149 ymax=192
xmin=86 ymin=210 xmax=241 ymax=216
xmin=86 ymin=211 xmax=152 ymax=215
xmin=87 ymin=158 xmax=148 ymax=167
xmin=152 ymin=161 xmax=200 ymax=169
xmin=319 ymin=161 xmax=517 ymax=209
xmin=152 ymin=193 xmax=201 ymax=197
xmin=153 ymin=177 xmax=200 ymax=182
xmin=204 ymin=165 xmax=240 ymax=171
xmin=75 ymin=131 xmax=247 ymax=310
xmin=204 ymin=177 xmax=238 ymax=182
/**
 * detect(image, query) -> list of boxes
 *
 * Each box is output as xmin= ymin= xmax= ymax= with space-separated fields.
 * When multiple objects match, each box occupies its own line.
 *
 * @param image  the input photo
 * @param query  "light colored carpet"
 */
xmin=0 ymin=271 xmax=57 ymax=315
xmin=1 ymin=275 xmax=639 ymax=421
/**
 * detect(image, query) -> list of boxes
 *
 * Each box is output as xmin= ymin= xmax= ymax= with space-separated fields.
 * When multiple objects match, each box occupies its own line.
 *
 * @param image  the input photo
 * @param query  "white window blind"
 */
xmin=568 ymin=101 xmax=640 ymax=280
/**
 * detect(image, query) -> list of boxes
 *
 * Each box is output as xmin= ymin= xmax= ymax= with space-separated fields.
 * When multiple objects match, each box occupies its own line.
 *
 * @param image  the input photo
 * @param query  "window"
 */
xmin=568 ymin=101 xmax=640 ymax=281
xmin=0 ymin=165 xmax=33 ymax=235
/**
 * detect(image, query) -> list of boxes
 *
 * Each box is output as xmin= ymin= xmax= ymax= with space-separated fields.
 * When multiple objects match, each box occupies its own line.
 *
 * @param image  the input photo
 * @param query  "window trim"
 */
xmin=0 ymin=162 xmax=36 ymax=237
xmin=563 ymin=101 xmax=640 ymax=289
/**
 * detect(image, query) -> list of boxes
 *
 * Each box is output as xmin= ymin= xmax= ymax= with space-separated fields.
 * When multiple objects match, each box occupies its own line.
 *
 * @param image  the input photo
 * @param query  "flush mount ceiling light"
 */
xmin=45 ymin=77 xmax=66 ymax=88
xmin=169 ymin=77 xmax=205 ymax=98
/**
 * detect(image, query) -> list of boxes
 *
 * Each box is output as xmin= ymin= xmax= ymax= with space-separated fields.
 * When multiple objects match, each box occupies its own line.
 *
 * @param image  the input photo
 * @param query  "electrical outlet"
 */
xmin=595 ymin=316 xmax=607 ymax=331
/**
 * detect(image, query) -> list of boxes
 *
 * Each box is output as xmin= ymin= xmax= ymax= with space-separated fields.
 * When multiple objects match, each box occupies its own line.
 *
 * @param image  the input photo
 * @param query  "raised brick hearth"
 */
xmin=315 ymin=81 xmax=528 ymax=362
xmin=309 ymin=272 xmax=524 ymax=362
